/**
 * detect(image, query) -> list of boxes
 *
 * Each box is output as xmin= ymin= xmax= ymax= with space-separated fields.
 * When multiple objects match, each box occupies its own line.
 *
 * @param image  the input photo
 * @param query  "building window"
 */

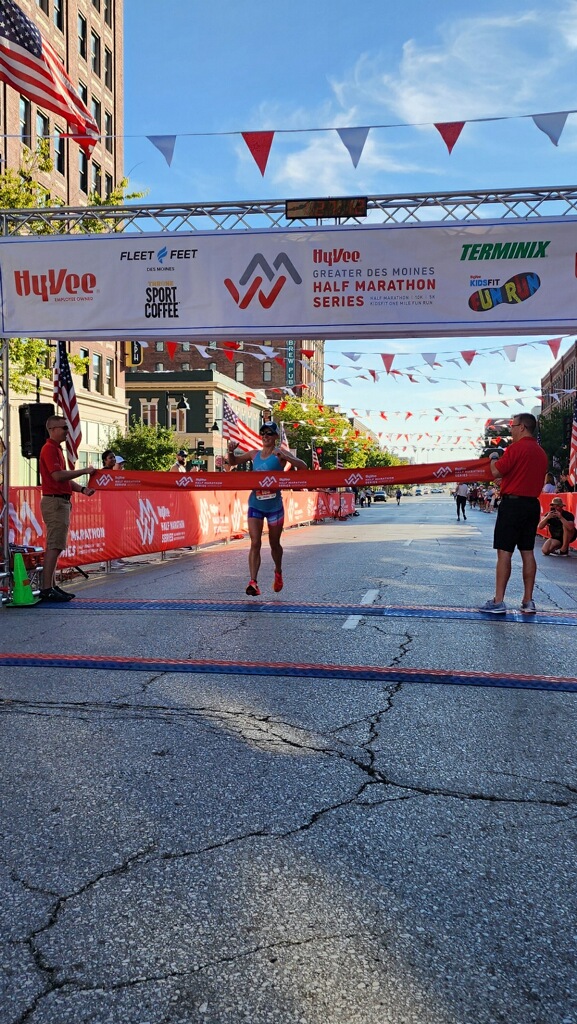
xmin=37 ymin=0 xmax=49 ymax=14
xmin=19 ymin=98 xmax=31 ymax=149
xmin=176 ymin=407 xmax=187 ymax=432
xmin=155 ymin=341 xmax=164 ymax=351
xmin=209 ymin=362 xmax=217 ymax=372
xmin=155 ymin=362 xmax=163 ymax=372
xmin=104 ymin=0 xmax=113 ymax=26
xmin=140 ymin=399 xmax=158 ymax=428
xmin=92 ymin=0 xmax=101 ymax=10
xmin=91 ymin=98 xmax=101 ymax=131
xmin=208 ymin=339 xmax=217 ymax=349
xmin=54 ymin=127 xmax=66 ymax=175
xmin=182 ymin=342 xmax=190 ymax=351
xmin=104 ymin=48 xmax=113 ymax=90
xmin=263 ymin=360 xmax=272 ymax=383
xmin=91 ymin=161 xmax=101 ymax=196
xmin=235 ymin=362 xmax=244 ymax=383
xmin=79 ymin=151 xmax=88 ymax=192
xmin=182 ymin=362 xmax=190 ymax=371
xmin=105 ymin=172 xmax=113 ymax=197
xmin=36 ymin=111 xmax=49 ymax=145
xmin=104 ymin=111 xmax=113 ymax=153
xmin=78 ymin=14 xmax=87 ymax=60
xmin=92 ymin=352 xmax=102 ymax=392
xmin=78 ymin=81 xmax=88 ymax=106
xmin=53 ymin=0 xmax=63 ymax=30
xmin=79 ymin=348 xmax=90 ymax=389
xmin=106 ymin=358 xmax=114 ymax=396
xmin=90 ymin=31 xmax=101 ymax=76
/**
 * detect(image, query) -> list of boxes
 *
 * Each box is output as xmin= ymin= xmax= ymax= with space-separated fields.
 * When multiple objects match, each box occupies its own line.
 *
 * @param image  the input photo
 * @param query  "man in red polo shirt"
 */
xmin=39 ymin=415 xmax=97 ymax=602
xmin=480 ymin=412 xmax=548 ymax=615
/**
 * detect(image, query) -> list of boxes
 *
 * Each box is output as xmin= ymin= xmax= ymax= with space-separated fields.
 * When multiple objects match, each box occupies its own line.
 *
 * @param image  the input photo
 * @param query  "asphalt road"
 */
xmin=1 ymin=494 xmax=577 ymax=1024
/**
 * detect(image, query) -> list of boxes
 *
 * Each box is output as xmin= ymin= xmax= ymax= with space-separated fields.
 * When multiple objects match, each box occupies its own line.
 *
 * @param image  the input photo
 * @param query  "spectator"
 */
xmin=101 ymin=449 xmax=116 ymax=471
xmin=171 ymin=449 xmax=188 ymax=473
xmin=543 ymin=472 xmax=557 ymax=494
xmin=539 ymin=496 xmax=576 ymax=556
xmin=39 ymin=416 xmax=96 ymax=602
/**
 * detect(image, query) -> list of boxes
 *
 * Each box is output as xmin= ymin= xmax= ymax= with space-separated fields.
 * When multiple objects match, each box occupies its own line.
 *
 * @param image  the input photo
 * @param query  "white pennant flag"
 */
xmin=337 ymin=127 xmax=370 ymax=168
xmin=532 ymin=111 xmax=569 ymax=147
xmin=147 ymin=135 xmax=177 ymax=166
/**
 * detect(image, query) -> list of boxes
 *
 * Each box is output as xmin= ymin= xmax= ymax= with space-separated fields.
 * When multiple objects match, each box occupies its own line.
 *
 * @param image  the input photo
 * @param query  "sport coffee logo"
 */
xmin=224 ymin=253 xmax=302 ymax=309
xmin=14 ymin=269 xmax=96 ymax=303
xmin=468 ymin=272 xmax=540 ymax=312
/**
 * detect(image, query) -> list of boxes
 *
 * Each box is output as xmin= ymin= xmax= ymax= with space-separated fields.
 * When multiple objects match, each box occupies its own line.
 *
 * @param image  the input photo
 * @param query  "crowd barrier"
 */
xmin=7 ymin=488 xmax=355 ymax=569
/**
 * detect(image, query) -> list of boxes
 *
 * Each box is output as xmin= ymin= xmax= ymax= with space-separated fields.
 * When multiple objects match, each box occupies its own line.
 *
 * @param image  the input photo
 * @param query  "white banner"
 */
xmin=1 ymin=217 xmax=577 ymax=340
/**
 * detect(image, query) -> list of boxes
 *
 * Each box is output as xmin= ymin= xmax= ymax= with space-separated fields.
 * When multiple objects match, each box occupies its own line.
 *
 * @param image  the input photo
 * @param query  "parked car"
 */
xmin=415 ymin=488 xmax=422 ymax=496
xmin=431 ymin=487 xmax=443 ymax=493
xmin=373 ymin=491 xmax=387 ymax=502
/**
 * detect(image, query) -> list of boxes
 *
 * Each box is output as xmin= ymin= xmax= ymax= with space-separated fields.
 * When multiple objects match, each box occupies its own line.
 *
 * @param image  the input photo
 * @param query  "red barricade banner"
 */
xmin=93 ymin=458 xmax=490 ymax=492
xmin=8 ymin=488 xmax=355 ymax=568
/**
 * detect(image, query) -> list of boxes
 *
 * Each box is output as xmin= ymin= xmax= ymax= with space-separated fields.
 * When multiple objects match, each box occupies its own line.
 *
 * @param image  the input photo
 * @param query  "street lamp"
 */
xmin=211 ymin=418 xmax=225 ymax=470
xmin=165 ymin=392 xmax=190 ymax=429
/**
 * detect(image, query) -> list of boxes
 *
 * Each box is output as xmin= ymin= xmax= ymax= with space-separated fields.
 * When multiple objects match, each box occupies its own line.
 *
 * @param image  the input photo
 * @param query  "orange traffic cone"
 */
xmin=7 ymin=552 xmax=40 ymax=607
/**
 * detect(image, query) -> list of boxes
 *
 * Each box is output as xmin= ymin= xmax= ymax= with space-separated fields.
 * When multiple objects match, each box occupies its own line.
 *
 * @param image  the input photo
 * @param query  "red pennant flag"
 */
xmin=223 ymin=340 xmax=241 ymax=350
xmin=434 ymin=121 xmax=465 ymax=154
xmin=405 ymin=412 xmax=413 ymax=420
xmin=461 ymin=350 xmax=476 ymax=366
xmin=225 ymin=351 xmax=234 ymax=362
xmin=278 ymin=400 xmax=287 ymax=410
xmin=380 ymin=412 xmax=387 ymax=420
xmin=245 ymin=392 xmax=255 ymax=408
xmin=380 ymin=353 xmax=395 ymax=373
xmin=275 ymin=356 xmax=285 ymax=367
xmin=369 ymin=370 xmax=377 ymax=382
xmin=301 ymin=348 xmax=315 ymax=359
xmin=317 ymin=405 xmax=324 ymax=412
xmin=166 ymin=341 xmax=178 ymax=360
xmin=547 ymin=338 xmax=562 ymax=360
xmin=242 ymin=131 xmax=275 ymax=175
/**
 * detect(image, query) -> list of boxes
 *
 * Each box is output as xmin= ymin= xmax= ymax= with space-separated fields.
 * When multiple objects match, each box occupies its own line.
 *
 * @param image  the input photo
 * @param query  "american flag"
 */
xmin=53 ymin=340 xmax=81 ymax=468
xmin=279 ymin=421 xmax=289 ymax=448
xmin=222 ymin=397 xmax=261 ymax=452
xmin=335 ymin=453 xmax=344 ymax=469
xmin=568 ymin=394 xmax=577 ymax=487
xmin=0 ymin=0 xmax=99 ymax=155
xmin=312 ymin=447 xmax=320 ymax=470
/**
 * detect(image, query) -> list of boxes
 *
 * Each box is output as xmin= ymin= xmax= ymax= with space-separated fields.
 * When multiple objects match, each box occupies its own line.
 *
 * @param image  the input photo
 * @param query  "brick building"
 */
xmin=3 ymin=0 xmax=127 ymax=483
xmin=541 ymin=340 xmax=577 ymax=416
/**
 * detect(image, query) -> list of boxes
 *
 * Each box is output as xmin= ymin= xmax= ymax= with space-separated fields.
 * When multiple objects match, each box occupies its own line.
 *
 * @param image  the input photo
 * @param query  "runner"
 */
xmin=227 ymin=422 xmax=307 ymax=596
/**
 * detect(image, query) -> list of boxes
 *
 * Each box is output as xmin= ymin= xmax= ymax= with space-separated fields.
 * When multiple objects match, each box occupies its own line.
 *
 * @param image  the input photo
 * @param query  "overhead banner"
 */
xmin=2 ymin=218 xmax=577 ymax=340
xmin=92 ymin=459 xmax=489 ymax=492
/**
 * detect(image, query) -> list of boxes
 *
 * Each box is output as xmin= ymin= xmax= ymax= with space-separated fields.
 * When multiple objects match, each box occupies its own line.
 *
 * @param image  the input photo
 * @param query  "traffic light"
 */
xmin=197 ymin=440 xmax=205 ymax=454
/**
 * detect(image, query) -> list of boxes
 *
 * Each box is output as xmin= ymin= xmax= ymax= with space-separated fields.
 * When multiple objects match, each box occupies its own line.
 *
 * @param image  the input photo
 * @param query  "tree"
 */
xmin=538 ymin=405 xmax=571 ymax=472
xmin=5 ymin=145 xmax=145 ymax=395
xmin=105 ymin=421 xmax=181 ymax=471
xmin=271 ymin=396 xmax=404 ymax=468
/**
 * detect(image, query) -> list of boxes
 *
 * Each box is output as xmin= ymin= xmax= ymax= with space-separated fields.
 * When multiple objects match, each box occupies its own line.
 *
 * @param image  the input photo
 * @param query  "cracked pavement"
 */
xmin=1 ymin=497 xmax=577 ymax=1023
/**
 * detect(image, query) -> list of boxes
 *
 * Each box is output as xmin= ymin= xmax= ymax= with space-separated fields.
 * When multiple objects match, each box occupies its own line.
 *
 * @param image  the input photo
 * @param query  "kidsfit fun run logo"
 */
xmin=224 ymin=253 xmax=302 ymax=309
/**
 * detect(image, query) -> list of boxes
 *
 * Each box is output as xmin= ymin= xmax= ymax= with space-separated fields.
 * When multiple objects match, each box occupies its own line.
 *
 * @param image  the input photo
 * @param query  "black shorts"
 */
xmin=493 ymin=495 xmax=540 ymax=553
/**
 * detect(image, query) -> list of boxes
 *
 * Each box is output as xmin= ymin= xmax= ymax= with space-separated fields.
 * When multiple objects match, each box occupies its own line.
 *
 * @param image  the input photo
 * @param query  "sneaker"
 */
xmin=479 ymin=599 xmax=506 ymax=614
xmin=520 ymin=599 xmax=536 ymax=614
xmin=54 ymin=584 xmax=75 ymax=599
xmin=246 ymin=580 xmax=260 ymax=596
xmin=273 ymin=572 xmax=283 ymax=593
xmin=39 ymin=587 xmax=73 ymax=603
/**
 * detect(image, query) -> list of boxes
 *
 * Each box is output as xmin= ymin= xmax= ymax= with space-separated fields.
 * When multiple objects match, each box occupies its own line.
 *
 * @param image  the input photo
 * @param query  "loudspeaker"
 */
xmin=19 ymin=403 xmax=55 ymax=459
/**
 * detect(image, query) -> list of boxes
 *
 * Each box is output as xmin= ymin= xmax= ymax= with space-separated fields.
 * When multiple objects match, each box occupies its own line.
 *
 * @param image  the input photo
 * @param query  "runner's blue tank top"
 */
xmin=248 ymin=450 xmax=284 ymax=513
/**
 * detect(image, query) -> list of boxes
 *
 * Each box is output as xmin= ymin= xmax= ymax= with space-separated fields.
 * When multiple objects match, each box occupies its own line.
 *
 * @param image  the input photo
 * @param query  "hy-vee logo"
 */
xmin=14 ymin=269 xmax=97 ymax=302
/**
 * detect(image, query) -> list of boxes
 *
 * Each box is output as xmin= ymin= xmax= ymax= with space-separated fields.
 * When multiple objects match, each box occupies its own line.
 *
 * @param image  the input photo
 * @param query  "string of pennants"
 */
xmin=144 ymin=108 xmax=577 ymax=173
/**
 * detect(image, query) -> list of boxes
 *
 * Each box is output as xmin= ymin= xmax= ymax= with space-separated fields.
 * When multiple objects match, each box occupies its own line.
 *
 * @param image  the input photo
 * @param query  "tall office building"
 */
xmin=2 ymin=0 xmax=127 ymax=483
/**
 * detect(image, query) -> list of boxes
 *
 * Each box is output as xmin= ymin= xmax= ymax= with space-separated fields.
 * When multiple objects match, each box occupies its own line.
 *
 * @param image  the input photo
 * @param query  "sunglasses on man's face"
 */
xmin=261 ymin=430 xmax=276 ymax=436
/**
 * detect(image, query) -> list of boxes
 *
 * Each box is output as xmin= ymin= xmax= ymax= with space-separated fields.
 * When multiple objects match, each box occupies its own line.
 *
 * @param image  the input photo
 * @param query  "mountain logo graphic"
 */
xmin=99 ymin=474 xmax=114 ymax=486
xmin=175 ymin=476 xmax=194 ymax=487
xmin=344 ymin=473 xmax=363 ymax=485
xmin=136 ymin=498 xmax=159 ymax=546
xmin=258 ymin=475 xmax=278 ymax=487
xmin=224 ymin=252 xmax=302 ymax=309
xmin=432 ymin=466 xmax=452 ymax=478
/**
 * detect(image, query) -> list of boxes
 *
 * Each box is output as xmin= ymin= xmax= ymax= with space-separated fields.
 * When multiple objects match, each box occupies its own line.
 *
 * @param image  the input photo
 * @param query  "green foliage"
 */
xmin=538 ymin=406 xmax=570 ymax=471
xmin=271 ymin=397 xmax=403 ymax=468
xmin=8 ymin=338 xmax=88 ymax=396
xmin=105 ymin=421 xmax=181 ymax=471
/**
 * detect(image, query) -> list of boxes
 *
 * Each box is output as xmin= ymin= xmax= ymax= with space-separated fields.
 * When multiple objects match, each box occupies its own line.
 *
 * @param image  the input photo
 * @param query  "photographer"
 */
xmin=539 ymin=496 xmax=576 ymax=556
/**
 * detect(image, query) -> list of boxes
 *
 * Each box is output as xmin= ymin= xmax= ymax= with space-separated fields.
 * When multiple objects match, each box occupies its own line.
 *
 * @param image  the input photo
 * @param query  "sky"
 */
xmin=122 ymin=0 xmax=577 ymax=461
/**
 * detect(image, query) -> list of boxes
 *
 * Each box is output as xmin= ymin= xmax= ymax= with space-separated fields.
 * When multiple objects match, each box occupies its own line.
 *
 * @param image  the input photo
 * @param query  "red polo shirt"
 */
xmin=39 ymin=438 xmax=72 ymax=496
xmin=495 ymin=436 xmax=548 ymax=497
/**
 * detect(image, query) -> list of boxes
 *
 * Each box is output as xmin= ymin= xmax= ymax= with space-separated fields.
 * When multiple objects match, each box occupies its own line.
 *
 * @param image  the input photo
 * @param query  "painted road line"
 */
xmin=403 ymin=539 xmax=413 ymax=546
xmin=343 ymin=588 xmax=380 ymax=630
xmin=1 ymin=652 xmax=576 ymax=692
xmin=26 ymin=598 xmax=577 ymax=626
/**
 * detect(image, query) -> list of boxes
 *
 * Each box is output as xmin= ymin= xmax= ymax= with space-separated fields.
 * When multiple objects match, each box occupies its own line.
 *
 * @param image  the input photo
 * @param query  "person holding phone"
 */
xmin=539 ymin=496 xmax=576 ymax=556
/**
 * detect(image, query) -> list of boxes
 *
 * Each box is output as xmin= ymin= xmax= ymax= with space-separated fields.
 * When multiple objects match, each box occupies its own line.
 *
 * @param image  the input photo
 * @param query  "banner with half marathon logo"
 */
xmin=0 ymin=219 xmax=573 ymax=340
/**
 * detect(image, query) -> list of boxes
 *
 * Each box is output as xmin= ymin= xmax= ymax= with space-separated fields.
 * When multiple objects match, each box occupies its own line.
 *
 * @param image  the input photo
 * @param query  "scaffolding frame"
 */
xmin=3 ymin=183 xmax=577 ymax=574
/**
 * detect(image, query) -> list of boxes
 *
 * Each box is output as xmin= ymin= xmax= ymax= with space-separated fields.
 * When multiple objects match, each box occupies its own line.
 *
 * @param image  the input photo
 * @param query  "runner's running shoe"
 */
xmin=273 ymin=572 xmax=284 ymax=593
xmin=246 ymin=580 xmax=260 ymax=596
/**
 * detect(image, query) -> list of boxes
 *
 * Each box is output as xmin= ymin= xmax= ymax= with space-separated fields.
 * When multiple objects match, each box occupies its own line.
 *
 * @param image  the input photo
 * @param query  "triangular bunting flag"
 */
xmin=343 ymin=352 xmax=362 ymax=362
xmin=434 ymin=121 xmax=465 ymax=154
xmin=166 ymin=341 xmax=178 ymax=360
xmin=301 ymin=349 xmax=315 ymax=359
xmin=422 ymin=353 xmax=437 ymax=367
xmin=147 ymin=135 xmax=177 ymax=167
xmin=369 ymin=369 xmax=378 ymax=382
xmin=546 ymin=338 xmax=562 ymax=359
xmin=336 ymin=126 xmax=370 ymax=168
xmin=532 ymin=111 xmax=569 ymax=147
xmin=461 ymin=350 xmax=476 ymax=366
xmin=380 ymin=354 xmax=395 ymax=373
xmin=242 ymin=131 xmax=275 ymax=175
xmin=504 ymin=345 xmax=519 ymax=362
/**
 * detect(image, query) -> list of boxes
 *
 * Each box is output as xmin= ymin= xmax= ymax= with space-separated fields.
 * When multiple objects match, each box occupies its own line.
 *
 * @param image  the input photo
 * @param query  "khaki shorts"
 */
xmin=41 ymin=495 xmax=71 ymax=551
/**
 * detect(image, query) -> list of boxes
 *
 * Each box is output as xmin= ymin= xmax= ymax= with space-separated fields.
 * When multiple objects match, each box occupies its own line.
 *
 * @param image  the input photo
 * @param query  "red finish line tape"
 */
xmin=0 ymin=653 xmax=576 ymax=692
